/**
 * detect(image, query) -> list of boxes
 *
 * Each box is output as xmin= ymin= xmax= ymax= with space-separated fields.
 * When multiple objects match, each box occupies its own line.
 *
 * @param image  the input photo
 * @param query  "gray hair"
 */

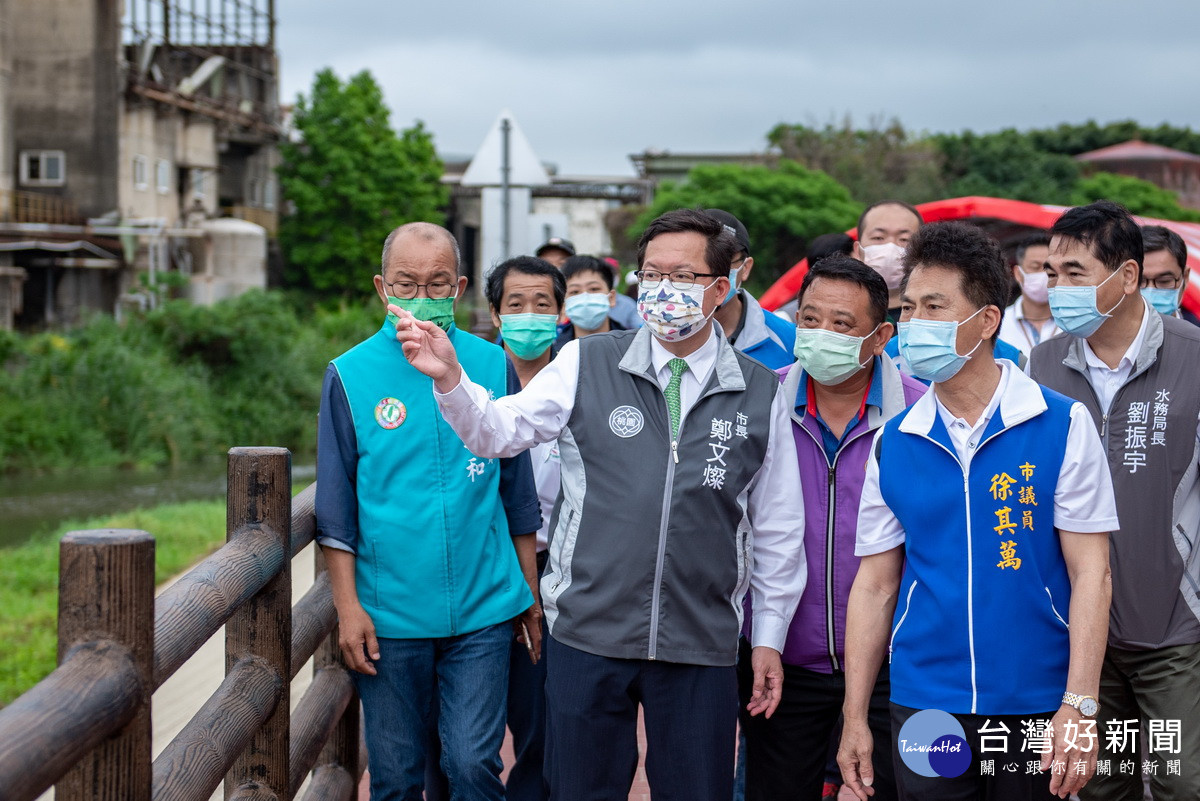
xmin=381 ymin=222 xmax=463 ymax=276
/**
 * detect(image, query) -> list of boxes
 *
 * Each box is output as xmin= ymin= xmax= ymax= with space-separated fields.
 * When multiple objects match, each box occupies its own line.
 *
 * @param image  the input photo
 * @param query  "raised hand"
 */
xmin=390 ymin=304 xmax=462 ymax=391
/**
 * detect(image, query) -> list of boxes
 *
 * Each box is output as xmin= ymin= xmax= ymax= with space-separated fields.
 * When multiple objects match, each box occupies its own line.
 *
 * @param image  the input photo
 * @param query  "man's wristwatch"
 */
xmin=1062 ymin=691 xmax=1099 ymax=717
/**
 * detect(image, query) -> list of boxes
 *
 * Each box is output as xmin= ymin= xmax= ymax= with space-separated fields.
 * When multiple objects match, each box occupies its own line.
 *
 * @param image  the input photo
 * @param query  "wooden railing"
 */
xmin=225 ymin=206 xmax=278 ymax=236
xmin=0 ymin=447 xmax=362 ymax=801
xmin=0 ymin=189 xmax=83 ymax=225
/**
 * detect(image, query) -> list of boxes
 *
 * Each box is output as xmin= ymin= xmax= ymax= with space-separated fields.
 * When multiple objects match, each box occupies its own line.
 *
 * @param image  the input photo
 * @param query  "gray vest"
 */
xmin=1030 ymin=312 xmax=1200 ymax=650
xmin=541 ymin=328 xmax=779 ymax=666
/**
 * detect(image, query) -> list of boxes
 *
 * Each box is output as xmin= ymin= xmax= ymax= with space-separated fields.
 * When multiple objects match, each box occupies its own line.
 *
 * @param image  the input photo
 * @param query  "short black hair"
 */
xmin=806 ymin=232 xmax=855 ymax=265
xmin=902 ymin=221 xmax=1009 ymax=340
xmin=1014 ymin=231 xmax=1051 ymax=266
xmin=799 ymin=255 xmax=889 ymax=327
xmin=637 ymin=208 xmax=737 ymax=277
xmin=561 ymin=255 xmax=614 ymax=290
xmin=856 ymin=200 xmax=924 ymax=241
xmin=1049 ymin=200 xmax=1143 ymax=280
xmin=485 ymin=256 xmax=566 ymax=312
xmin=1141 ymin=225 xmax=1187 ymax=272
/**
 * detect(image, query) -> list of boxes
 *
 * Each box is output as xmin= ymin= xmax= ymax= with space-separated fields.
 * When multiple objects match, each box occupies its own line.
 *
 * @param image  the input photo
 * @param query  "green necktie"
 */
xmin=665 ymin=357 xmax=689 ymax=439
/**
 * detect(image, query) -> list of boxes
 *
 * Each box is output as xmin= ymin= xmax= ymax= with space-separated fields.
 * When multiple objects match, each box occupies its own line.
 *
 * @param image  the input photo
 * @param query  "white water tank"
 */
xmin=189 ymin=217 xmax=268 ymax=305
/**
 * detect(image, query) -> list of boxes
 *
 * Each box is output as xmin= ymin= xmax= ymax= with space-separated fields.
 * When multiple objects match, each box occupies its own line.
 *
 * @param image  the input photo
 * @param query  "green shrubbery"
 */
xmin=0 ymin=290 xmax=381 ymax=472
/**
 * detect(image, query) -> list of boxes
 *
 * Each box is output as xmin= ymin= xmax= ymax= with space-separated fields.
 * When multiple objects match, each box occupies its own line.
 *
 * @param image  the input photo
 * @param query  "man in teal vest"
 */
xmin=315 ymin=222 xmax=542 ymax=801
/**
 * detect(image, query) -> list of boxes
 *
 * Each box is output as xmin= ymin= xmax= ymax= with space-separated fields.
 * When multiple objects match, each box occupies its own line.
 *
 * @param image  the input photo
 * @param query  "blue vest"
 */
xmin=331 ymin=323 xmax=531 ymax=639
xmin=878 ymin=386 xmax=1075 ymax=715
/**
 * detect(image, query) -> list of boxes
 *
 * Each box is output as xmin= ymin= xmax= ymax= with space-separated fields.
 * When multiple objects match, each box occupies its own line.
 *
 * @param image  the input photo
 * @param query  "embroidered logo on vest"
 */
xmin=374 ymin=397 xmax=407 ymax=430
xmin=609 ymin=405 xmax=644 ymax=438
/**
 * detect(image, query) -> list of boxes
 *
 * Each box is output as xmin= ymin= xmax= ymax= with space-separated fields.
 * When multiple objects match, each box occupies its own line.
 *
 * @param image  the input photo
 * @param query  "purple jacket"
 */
xmin=774 ymin=359 xmax=927 ymax=673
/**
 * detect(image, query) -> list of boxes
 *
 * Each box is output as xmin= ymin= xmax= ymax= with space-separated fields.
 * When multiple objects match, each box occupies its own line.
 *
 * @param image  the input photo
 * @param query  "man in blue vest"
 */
xmin=394 ymin=209 xmax=807 ymax=801
xmin=838 ymin=221 xmax=1117 ymax=801
xmin=315 ymin=222 xmax=543 ymax=801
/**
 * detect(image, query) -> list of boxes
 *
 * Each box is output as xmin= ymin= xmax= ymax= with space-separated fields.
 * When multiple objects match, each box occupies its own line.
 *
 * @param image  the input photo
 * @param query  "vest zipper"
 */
xmin=647 ymin=379 xmax=733 ymax=661
xmin=825 ymin=464 xmax=839 ymax=672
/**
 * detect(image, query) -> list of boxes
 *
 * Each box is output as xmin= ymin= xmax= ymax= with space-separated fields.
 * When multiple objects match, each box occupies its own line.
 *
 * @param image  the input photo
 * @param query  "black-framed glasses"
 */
xmin=385 ymin=279 xmax=457 ymax=299
xmin=1140 ymin=274 xmax=1183 ymax=291
xmin=636 ymin=269 xmax=719 ymax=291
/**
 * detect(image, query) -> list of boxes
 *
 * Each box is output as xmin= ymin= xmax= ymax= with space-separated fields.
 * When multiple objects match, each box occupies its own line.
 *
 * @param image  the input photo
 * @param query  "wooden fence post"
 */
xmin=314 ymin=543 xmax=362 ymax=784
xmin=225 ymin=447 xmax=292 ymax=799
xmin=55 ymin=529 xmax=155 ymax=801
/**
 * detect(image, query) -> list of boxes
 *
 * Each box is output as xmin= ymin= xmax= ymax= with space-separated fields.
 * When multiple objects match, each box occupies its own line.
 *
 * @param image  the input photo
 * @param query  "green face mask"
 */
xmin=500 ymin=313 xmax=560 ymax=360
xmin=386 ymin=295 xmax=457 ymax=331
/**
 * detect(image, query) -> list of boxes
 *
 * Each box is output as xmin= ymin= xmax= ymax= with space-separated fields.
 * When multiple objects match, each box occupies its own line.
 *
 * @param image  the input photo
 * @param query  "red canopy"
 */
xmin=759 ymin=196 xmax=1200 ymax=316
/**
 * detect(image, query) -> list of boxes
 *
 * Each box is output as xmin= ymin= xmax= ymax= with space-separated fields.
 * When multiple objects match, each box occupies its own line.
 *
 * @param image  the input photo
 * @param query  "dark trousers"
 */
xmin=544 ymin=636 xmax=738 ymax=801
xmin=736 ymin=640 xmax=897 ymax=801
xmin=505 ymin=552 xmax=551 ymax=801
xmin=891 ymin=703 xmax=1056 ymax=801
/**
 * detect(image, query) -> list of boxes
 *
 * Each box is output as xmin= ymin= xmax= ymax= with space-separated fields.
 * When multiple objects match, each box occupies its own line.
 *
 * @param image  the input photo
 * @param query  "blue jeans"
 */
xmin=353 ymin=622 xmax=511 ymax=801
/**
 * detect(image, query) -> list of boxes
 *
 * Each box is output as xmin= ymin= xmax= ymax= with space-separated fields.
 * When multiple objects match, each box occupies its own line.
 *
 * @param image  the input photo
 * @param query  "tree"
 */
xmin=630 ymin=161 xmax=862 ymax=288
xmin=930 ymin=129 xmax=1081 ymax=204
xmin=1071 ymin=172 xmax=1200 ymax=222
xmin=278 ymin=69 xmax=448 ymax=295
xmin=768 ymin=116 xmax=948 ymax=204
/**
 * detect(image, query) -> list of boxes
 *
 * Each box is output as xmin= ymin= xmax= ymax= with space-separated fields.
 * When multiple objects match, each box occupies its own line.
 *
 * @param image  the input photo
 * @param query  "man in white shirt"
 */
xmin=999 ymin=231 xmax=1060 ymax=355
xmin=393 ymin=209 xmax=806 ymax=801
xmin=839 ymin=221 xmax=1116 ymax=801
xmin=1030 ymin=201 xmax=1200 ymax=801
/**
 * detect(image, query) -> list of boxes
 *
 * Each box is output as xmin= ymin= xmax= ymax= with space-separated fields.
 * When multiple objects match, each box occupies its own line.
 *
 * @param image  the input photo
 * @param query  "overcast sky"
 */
xmin=276 ymin=0 xmax=1200 ymax=177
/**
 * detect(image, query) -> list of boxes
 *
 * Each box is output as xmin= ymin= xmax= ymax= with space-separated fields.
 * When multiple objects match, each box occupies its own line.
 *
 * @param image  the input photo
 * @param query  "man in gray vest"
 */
xmin=395 ymin=208 xmax=807 ymax=801
xmin=1029 ymin=200 xmax=1200 ymax=800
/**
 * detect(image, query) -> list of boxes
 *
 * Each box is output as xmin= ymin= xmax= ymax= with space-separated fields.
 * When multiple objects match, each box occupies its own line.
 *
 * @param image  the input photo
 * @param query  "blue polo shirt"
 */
xmin=794 ymin=357 xmax=885 ymax=461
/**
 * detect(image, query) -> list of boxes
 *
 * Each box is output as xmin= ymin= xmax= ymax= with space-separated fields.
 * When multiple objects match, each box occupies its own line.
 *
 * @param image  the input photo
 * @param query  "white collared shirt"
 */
xmin=856 ymin=360 xmax=1119 ymax=556
xmin=934 ymin=362 xmax=1011 ymax=464
xmin=1000 ymin=299 xmax=1061 ymax=356
xmin=432 ymin=325 xmax=807 ymax=653
xmin=1080 ymin=298 xmax=1150 ymax=413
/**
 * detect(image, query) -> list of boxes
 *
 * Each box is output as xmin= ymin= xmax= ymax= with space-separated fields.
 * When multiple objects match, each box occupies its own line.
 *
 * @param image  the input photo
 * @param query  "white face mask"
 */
xmin=1021 ymin=270 xmax=1050 ymax=304
xmin=860 ymin=242 xmax=907 ymax=290
xmin=637 ymin=279 xmax=720 ymax=343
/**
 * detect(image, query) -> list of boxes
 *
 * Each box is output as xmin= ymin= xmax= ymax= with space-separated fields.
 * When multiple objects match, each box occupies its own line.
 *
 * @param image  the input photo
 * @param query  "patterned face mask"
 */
xmin=637 ymin=279 xmax=720 ymax=343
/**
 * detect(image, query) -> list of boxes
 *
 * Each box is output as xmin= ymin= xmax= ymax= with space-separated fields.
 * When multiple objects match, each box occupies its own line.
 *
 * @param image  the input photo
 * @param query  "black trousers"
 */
xmin=544 ymin=636 xmax=738 ymax=801
xmin=736 ymin=640 xmax=897 ymax=801
xmin=891 ymin=703 xmax=1057 ymax=801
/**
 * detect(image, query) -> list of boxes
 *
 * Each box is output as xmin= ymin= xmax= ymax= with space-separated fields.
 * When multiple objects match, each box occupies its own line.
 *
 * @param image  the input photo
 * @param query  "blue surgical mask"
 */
xmin=1047 ymin=268 xmax=1125 ymax=338
xmin=722 ymin=266 xmax=741 ymax=305
xmin=897 ymin=307 xmax=985 ymax=383
xmin=564 ymin=293 xmax=611 ymax=330
xmin=1141 ymin=286 xmax=1183 ymax=316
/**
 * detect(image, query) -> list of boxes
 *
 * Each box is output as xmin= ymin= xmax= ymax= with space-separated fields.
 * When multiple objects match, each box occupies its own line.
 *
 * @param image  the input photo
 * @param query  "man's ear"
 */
xmin=490 ymin=308 xmax=502 ymax=329
xmin=739 ymin=256 xmax=754 ymax=285
xmin=607 ymin=289 xmax=617 ymax=307
xmin=374 ymin=274 xmax=388 ymax=306
xmin=872 ymin=321 xmax=895 ymax=355
xmin=455 ymin=275 xmax=469 ymax=298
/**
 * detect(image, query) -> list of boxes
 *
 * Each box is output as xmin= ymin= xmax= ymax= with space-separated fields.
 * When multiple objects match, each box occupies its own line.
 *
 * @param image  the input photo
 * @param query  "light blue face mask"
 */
xmin=1141 ymin=286 xmax=1183 ymax=316
xmin=722 ymin=266 xmax=741 ymax=305
xmin=897 ymin=307 xmax=985 ymax=383
xmin=564 ymin=293 xmax=611 ymax=330
xmin=1047 ymin=268 xmax=1125 ymax=338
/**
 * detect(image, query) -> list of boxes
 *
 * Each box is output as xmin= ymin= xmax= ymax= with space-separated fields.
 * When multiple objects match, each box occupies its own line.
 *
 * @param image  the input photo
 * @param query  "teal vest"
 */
xmin=331 ymin=323 xmax=531 ymax=638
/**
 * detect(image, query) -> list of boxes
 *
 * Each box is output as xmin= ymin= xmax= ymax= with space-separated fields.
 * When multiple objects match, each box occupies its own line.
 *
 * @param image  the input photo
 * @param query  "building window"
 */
xmin=19 ymin=150 xmax=66 ymax=187
xmin=191 ymin=168 xmax=206 ymax=199
xmin=133 ymin=156 xmax=148 ymax=190
xmin=248 ymin=178 xmax=262 ymax=206
xmin=156 ymin=159 xmax=171 ymax=194
xmin=263 ymin=178 xmax=276 ymax=211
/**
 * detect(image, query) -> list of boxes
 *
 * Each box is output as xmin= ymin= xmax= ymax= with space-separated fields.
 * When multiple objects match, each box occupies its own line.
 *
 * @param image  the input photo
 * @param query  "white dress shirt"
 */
xmin=856 ymin=360 xmax=1120 ymax=556
xmin=1000 ymin=299 xmax=1061 ymax=357
xmin=433 ymin=327 xmax=807 ymax=653
xmin=1081 ymin=298 xmax=1150 ymax=413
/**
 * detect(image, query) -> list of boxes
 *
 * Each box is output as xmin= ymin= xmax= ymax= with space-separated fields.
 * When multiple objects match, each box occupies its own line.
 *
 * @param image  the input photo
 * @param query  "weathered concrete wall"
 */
xmin=9 ymin=0 xmax=121 ymax=218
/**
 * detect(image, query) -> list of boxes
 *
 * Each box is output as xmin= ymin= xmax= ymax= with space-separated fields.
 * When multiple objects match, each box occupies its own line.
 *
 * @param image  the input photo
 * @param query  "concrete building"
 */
xmin=0 ymin=0 xmax=281 ymax=330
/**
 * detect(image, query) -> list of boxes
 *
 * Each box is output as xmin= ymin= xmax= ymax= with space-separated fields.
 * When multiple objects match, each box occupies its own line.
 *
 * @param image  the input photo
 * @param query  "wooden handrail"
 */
xmin=0 ymin=447 xmax=362 ymax=801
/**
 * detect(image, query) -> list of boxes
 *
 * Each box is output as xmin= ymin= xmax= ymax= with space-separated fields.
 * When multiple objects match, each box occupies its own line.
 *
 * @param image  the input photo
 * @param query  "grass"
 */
xmin=0 ymin=499 xmax=227 ymax=705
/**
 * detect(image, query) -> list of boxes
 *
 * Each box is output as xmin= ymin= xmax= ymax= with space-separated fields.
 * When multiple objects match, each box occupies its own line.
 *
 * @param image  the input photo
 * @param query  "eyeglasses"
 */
xmin=1140 ymin=274 xmax=1184 ymax=291
xmin=385 ymin=279 xmax=457 ymax=299
xmin=636 ymin=269 xmax=719 ymax=291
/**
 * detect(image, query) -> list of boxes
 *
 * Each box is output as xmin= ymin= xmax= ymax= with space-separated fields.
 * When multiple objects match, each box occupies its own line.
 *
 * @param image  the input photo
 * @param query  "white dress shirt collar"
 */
xmin=649 ymin=324 xmax=720 ymax=389
xmin=1081 ymin=296 xmax=1149 ymax=374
